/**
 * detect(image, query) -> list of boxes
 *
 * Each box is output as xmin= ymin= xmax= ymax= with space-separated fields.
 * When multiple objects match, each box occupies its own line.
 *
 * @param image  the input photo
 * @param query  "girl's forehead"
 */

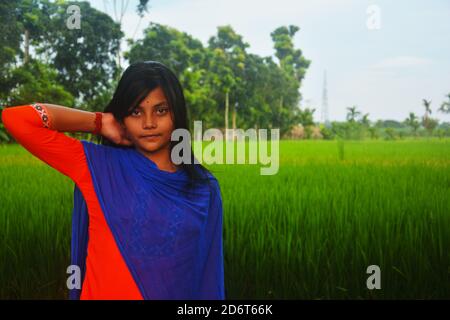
xmin=139 ymin=87 xmax=168 ymax=108
xmin=138 ymin=100 xmax=167 ymax=109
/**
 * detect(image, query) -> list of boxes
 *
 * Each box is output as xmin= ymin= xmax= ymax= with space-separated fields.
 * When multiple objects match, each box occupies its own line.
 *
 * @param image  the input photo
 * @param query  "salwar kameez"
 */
xmin=1 ymin=103 xmax=225 ymax=300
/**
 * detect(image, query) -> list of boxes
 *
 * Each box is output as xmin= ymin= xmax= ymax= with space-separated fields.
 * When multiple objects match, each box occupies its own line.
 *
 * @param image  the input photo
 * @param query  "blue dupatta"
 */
xmin=69 ymin=140 xmax=225 ymax=300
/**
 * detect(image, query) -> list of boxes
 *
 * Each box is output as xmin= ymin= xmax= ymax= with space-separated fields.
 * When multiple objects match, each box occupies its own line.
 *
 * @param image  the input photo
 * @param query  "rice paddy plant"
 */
xmin=0 ymin=139 xmax=449 ymax=299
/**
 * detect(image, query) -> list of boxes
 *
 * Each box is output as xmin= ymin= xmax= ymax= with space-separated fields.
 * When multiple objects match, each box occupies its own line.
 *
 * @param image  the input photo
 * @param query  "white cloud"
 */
xmin=371 ymin=56 xmax=433 ymax=69
xmin=117 ymin=0 xmax=358 ymax=47
xmin=89 ymin=0 xmax=450 ymax=123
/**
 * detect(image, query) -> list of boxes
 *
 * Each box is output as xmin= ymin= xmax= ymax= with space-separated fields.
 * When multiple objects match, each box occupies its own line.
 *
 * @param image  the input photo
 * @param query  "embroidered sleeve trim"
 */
xmin=31 ymin=103 xmax=51 ymax=129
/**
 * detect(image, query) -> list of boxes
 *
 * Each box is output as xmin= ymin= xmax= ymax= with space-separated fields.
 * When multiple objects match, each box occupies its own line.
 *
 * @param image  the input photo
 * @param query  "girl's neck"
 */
xmin=136 ymin=145 xmax=179 ymax=173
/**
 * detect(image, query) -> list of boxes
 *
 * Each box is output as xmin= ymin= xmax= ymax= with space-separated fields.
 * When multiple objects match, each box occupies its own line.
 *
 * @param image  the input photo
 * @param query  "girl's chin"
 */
xmin=137 ymin=141 xmax=165 ymax=153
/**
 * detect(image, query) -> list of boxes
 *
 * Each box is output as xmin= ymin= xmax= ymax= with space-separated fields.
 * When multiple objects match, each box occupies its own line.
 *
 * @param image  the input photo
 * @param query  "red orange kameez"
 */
xmin=1 ymin=104 xmax=143 ymax=300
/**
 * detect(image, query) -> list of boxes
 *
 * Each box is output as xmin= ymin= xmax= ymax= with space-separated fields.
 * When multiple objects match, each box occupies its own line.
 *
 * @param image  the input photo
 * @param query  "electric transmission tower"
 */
xmin=321 ymin=70 xmax=331 ymax=127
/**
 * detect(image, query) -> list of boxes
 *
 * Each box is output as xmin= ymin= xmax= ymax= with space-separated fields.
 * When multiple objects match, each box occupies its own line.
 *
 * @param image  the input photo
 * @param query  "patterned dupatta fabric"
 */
xmin=69 ymin=140 xmax=225 ymax=300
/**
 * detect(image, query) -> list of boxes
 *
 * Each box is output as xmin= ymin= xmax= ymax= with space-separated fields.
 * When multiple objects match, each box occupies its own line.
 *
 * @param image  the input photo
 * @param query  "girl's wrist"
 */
xmin=98 ymin=112 xmax=114 ymax=137
xmin=92 ymin=112 xmax=103 ymax=135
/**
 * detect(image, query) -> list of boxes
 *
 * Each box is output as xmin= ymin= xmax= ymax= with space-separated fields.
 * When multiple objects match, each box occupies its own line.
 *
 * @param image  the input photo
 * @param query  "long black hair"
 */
xmin=99 ymin=60 xmax=212 ymax=189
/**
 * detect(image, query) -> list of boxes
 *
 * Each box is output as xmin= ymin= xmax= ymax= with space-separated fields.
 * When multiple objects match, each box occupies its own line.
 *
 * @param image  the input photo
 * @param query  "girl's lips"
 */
xmin=140 ymin=134 xmax=162 ymax=139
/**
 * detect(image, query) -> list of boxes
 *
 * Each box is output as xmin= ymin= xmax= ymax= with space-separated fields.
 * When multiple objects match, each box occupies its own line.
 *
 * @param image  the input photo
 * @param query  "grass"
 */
xmin=0 ymin=139 xmax=449 ymax=299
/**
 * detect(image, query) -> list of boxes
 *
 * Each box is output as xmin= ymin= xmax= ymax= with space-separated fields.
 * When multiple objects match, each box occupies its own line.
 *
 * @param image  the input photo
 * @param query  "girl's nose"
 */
xmin=143 ymin=114 xmax=157 ymax=129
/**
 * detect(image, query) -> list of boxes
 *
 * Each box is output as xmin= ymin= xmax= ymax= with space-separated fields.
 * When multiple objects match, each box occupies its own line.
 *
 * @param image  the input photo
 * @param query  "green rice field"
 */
xmin=0 ymin=139 xmax=449 ymax=299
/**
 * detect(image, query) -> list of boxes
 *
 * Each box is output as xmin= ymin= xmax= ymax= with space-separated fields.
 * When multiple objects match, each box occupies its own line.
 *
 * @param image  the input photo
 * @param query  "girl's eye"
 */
xmin=130 ymin=106 xmax=168 ymax=116
xmin=156 ymin=107 xmax=169 ymax=115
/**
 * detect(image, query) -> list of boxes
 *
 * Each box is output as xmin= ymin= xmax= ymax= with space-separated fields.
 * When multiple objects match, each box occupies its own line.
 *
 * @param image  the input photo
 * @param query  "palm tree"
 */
xmin=439 ymin=93 xmax=450 ymax=114
xmin=404 ymin=112 xmax=420 ymax=136
xmin=360 ymin=113 xmax=370 ymax=126
xmin=423 ymin=99 xmax=432 ymax=119
xmin=346 ymin=106 xmax=361 ymax=123
xmin=422 ymin=99 xmax=432 ymax=134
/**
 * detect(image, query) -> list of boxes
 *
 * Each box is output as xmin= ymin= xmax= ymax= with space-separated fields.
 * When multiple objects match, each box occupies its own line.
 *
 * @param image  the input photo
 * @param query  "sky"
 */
xmin=89 ymin=0 xmax=450 ymax=123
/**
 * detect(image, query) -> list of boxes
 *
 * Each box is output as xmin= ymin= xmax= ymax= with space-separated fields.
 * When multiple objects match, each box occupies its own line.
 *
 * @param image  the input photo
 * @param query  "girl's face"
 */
xmin=121 ymin=86 xmax=175 ymax=154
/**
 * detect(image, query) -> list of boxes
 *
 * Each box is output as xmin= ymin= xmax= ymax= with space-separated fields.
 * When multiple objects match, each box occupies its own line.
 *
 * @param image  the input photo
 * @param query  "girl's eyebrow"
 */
xmin=137 ymin=101 xmax=168 ymax=109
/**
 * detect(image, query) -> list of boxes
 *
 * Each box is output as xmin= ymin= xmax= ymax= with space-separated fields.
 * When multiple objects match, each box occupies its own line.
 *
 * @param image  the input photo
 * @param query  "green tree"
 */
xmin=346 ymin=106 xmax=361 ymax=123
xmin=0 ymin=0 xmax=22 ymax=70
xmin=208 ymin=25 xmax=248 ymax=133
xmin=270 ymin=25 xmax=310 ymax=84
xmin=16 ymin=0 xmax=53 ymax=65
xmin=360 ymin=113 xmax=370 ymax=127
xmin=421 ymin=99 xmax=438 ymax=136
xmin=5 ymin=59 xmax=74 ymax=107
xmin=39 ymin=1 xmax=123 ymax=107
xmin=126 ymin=22 xmax=203 ymax=76
xmin=298 ymin=107 xmax=315 ymax=139
xmin=137 ymin=0 xmax=150 ymax=16
xmin=238 ymin=54 xmax=272 ymax=130
xmin=384 ymin=128 xmax=397 ymax=140
xmin=439 ymin=93 xmax=450 ymax=114
xmin=422 ymin=117 xmax=439 ymax=136
xmin=368 ymin=126 xmax=379 ymax=139
xmin=404 ymin=112 xmax=420 ymax=136
xmin=0 ymin=1 xmax=74 ymax=109
xmin=270 ymin=25 xmax=310 ymax=136
xmin=0 ymin=0 xmax=47 ymax=87
xmin=423 ymin=98 xmax=432 ymax=119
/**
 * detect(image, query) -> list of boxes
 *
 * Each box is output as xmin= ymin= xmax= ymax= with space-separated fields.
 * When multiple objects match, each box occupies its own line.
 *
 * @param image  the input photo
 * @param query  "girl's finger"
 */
xmin=121 ymin=138 xmax=133 ymax=146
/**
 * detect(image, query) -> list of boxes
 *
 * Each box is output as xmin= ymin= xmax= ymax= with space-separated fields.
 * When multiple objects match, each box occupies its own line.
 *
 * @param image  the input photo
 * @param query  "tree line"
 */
xmin=0 ymin=0 xmax=311 ymax=143
xmin=289 ymin=96 xmax=450 ymax=140
xmin=1 ymin=1 xmax=448 ymax=143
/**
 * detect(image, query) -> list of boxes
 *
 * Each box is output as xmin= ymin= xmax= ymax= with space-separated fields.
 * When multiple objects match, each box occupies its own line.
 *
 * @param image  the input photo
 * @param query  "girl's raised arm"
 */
xmin=1 ymin=103 xmax=96 ymax=185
